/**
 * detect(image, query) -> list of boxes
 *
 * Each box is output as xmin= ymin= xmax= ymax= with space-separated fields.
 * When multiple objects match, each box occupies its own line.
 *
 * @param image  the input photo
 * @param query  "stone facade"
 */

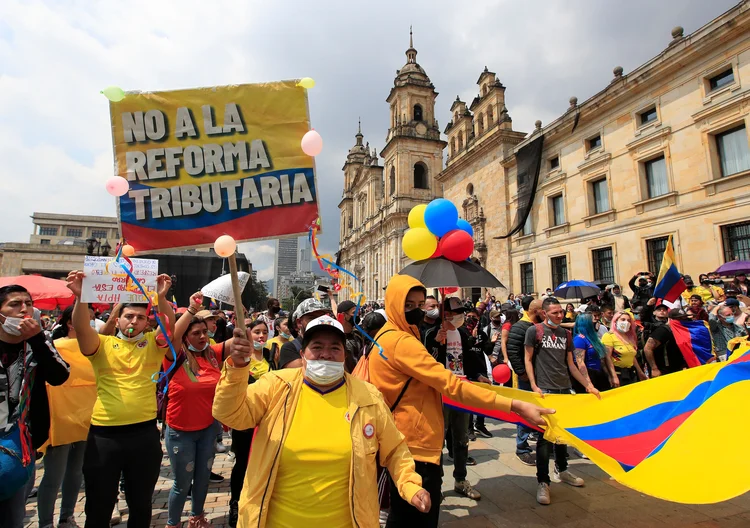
xmin=437 ymin=3 xmax=750 ymax=296
xmin=338 ymin=30 xmax=445 ymax=302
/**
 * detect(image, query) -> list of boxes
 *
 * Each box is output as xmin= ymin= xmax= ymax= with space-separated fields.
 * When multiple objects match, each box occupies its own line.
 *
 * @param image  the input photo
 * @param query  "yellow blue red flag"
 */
xmin=653 ymin=234 xmax=687 ymax=302
xmin=444 ymin=341 xmax=750 ymax=504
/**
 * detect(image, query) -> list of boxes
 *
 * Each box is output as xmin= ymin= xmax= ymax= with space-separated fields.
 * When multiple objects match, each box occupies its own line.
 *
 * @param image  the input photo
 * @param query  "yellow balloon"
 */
xmin=297 ymin=77 xmax=316 ymax=89
xmin=402 ymin=228 xmax=438 ymax=261
xmin=408 ymin=204 xmax=427 ymax=229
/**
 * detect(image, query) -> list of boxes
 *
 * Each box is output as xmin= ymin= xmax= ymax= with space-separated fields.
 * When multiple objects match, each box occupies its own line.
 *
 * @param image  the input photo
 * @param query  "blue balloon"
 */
xmin=424 ymin=199 xmax=459 ymax=237
xmin=456 ymin=218 xmax=474 ymax=237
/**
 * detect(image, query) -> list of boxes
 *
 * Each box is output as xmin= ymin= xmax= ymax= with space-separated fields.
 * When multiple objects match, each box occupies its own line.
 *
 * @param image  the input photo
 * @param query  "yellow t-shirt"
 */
xmin=267 ymin=382 xmax=353 ymax=528
xmin=601 ymin=332 xmax=636 ymax=368
xmin=88 ymin=333 xmax=163 ymax=426
xmin=248 ymin=356 xmax=270 ymax=380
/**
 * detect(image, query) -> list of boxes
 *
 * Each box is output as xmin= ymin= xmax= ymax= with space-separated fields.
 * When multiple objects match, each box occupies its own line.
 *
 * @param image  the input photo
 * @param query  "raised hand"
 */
xmin=190 ymin=292 xmax=204 ymax=311
xmin=66 ymin=270 xmax=85 ymax=298
xmin=157 ymin=274 xmax=173 ymax=297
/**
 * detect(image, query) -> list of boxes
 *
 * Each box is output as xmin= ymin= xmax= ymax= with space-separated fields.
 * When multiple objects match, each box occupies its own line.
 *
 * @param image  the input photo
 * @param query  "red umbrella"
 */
xmin=0 ymin=275 xmax=75 ymax=311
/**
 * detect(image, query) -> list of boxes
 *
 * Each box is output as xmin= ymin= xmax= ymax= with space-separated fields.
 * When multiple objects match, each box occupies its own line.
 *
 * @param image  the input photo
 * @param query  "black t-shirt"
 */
xmin=278 ymin=338 xmax=303 ymax=369
xmin=649 ymin=325 xmax=686 ymax=374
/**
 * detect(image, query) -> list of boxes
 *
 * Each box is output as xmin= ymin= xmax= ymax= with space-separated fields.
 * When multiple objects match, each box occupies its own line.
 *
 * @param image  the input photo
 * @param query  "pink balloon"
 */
xmin=214 ymin=235 xmax=237 ymax=258
xmin=105 ymin=176 xmax=129 ymax=197
xmin=301 ymin=129 xmax=323 ymax=156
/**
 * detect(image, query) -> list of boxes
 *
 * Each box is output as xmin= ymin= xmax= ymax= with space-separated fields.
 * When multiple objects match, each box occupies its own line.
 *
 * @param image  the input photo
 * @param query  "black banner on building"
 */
xmin=496 ymin=133 xmax=544 ymax=239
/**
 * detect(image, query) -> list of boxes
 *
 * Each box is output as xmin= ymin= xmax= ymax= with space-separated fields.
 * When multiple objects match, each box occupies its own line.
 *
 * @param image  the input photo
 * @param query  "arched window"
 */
xmin=488 ymin=105 xmax=494 ymax=126
xmin=454 ymin=111 xmax=459 ymax=122
xmin=451 ymin=137 xmax=457 ymax=156
xmin=458 ymin=131 xmax=464 ymax=150
xmin=413 ymin=104 xmax=423 ymax=122
xmin=477 ymin=113 xmax=485 ymax=135
xmin=482 ymin=85 xmax=487 ymax=96
xmin=413 ymin=162 xmax=428 ymax=189
xmin=389 ymin=167 xmax=396 ymax=195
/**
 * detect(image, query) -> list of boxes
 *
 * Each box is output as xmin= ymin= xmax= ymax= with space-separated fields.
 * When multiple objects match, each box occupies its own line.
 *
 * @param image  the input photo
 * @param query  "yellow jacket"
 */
xmin=212 ymin=365 xmax=423 ymax=528
xmin=369 ymin=274 xmax=514 ymax=464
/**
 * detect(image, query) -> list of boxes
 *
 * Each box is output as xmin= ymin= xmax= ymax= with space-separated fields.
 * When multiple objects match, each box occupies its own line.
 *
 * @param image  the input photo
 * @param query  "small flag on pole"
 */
xmin=653 ymin=235 xmax=687 ymax=302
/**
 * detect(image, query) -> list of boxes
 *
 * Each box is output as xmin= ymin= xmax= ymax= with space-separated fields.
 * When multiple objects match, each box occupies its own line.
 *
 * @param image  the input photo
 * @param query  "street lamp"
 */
xmin=86 ymin=237 xmax=112 ymax=256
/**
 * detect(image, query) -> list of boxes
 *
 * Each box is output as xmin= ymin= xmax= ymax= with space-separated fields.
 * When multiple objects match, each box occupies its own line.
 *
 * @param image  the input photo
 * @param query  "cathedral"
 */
xmin=337 ymin=31 xmax=446 ymax=302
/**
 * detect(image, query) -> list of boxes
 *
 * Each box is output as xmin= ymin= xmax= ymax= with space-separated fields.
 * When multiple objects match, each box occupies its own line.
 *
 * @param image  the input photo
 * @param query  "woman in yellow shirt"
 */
xmin=213 ymin=315 xmax=431 ymax=528
xmin=264 ymin=317 xmax=291 ymax=368
xmin=37 ymin=306 xmax=97 ymax=528
xmin=229 ymin=319 xmax=270 ymax=527
xmin=602 ymin=311 xmax=647 ymax=387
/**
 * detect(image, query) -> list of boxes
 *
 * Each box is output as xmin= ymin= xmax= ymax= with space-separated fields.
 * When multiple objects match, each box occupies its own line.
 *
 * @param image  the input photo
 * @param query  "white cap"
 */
xmin=304 ymin=315 xmax=345 ymax=340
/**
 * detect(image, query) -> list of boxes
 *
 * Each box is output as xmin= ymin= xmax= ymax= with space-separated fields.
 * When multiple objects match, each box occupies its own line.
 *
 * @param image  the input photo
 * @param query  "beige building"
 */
xmin=437 ymin=2 xmax=750 ymax=297
xmin=338 ymin=31 xmax=446 ymax=301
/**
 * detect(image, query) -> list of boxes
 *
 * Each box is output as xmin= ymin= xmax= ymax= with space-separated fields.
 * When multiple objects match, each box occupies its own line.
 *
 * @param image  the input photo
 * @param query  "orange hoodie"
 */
xmin=368 ymin=274 xmax=514 ymax=464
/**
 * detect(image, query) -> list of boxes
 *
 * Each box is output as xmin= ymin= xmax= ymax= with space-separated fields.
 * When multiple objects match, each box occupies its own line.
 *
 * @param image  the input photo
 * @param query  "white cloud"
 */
xmin=0 ymin=0 xmax=737 ymax=259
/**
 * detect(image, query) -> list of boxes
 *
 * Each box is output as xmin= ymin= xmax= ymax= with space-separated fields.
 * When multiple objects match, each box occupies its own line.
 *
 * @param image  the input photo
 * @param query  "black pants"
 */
xmin=83 ymin=420 xmax=162 ymax=528
xmin=615 ymin=366 xmax=638 ymax=386
xmin=443 ymin=407 xmax=469 ymax=481
xmin=535 ymin=388 xmax=570 ymax=484
xmin=386 ymin=461 xmax=442 ymax=527
xmin=230 ymin=428 xmax=254 ymax=502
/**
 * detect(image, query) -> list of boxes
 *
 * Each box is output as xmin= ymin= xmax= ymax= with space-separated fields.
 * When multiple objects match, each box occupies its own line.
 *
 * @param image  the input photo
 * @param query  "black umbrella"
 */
xmin=399 ymin=257 xmax=504 ymax=289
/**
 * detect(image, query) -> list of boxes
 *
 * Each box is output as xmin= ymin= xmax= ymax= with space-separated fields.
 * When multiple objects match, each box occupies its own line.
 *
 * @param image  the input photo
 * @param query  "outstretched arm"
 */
xmin=66 ymin=270 xmax=102 ymax=357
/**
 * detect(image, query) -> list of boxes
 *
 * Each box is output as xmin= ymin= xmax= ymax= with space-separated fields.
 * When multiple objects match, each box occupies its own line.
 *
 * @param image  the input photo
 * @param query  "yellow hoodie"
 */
xmin=368 ymin=274 xmax=514 ymax=464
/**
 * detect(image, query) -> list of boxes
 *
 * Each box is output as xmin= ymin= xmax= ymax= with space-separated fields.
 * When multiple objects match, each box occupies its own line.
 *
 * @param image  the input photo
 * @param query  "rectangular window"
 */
xmin=646 ymin=237 xmax=669 ymax=275
xmin=716 ymin=125 xmax=750 ymax=177
xmin=645 ymin=155 xmax=669 ymax=198
xmin=551 ymin=256 xmax=568 ymax=289
xmin=592 ymin=247 xmax=614 ymax=284
xmin=549 ymin=156 xmax=559 ymax=170
xmin=66 ymin=228 xmax=83 ymax=238
xmin=90 ymin=229 xmax=108 ymax=239
xmin=40 ymin=239 xmax=50 ymax=245
xmin=639 ymin=107 xmax=658 ymax=125
xmin=520 ymin=263 xmax=534 ymax=294
xmin=722 ymin=220 xmax=750 ymax=262
xmin=551 ymin=195 xmax=565 ymax=226
xmin=592 ymin=178 xmax=609 ymax=214
xmin=587 ymin=134 xmax=602 ymax=151
xmin=709 ymin=68 xmax=734 ymax=91
xmin=522 ymin=214 xmax=532 ymax=236
xmin=39 ymin=226 xmax=57 ymax=236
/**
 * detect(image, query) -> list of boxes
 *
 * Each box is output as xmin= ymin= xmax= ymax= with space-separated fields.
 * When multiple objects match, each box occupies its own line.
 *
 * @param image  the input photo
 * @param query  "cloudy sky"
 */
xmin=0 ymin=0 xmax=737 ymax=281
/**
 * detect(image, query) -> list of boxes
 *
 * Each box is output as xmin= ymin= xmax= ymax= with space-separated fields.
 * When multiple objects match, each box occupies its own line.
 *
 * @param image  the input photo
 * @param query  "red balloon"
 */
xmin=439 ymin=287 xmax=459 ymax=295
xmin=492 ymin=364 xmax=511 ymax=384
xmin=439 ymin=230 xmax=474 ymax=262
xmin=431 ymin=245 xmax=442 ymax=258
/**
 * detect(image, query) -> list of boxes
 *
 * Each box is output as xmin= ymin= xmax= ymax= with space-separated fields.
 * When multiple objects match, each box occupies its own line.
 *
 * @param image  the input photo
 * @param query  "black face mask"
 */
xmin=270 ymin=306 xmax=281 ymax=314
xmin=405 ymin=308 xmax=425 ymax=326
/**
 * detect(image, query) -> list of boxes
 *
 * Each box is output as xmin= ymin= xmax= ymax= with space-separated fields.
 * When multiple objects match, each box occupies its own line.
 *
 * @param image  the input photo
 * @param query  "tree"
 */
xmin=282 ymin=286 xmax=312 ymax=312
xmin=242 ymin=275 xmax=270 ymax=314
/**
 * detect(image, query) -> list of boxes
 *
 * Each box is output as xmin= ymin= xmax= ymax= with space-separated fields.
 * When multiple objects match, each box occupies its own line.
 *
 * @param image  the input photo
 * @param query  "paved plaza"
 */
xmin=23 ymin=421 xmax=750 ymax=527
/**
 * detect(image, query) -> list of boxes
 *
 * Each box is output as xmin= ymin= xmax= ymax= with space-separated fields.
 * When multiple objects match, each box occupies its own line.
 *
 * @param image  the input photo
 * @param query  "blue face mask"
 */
xmin=188 ymin=342 xmax=209 ymax=353
xmin=724 ymin=315 xmax=735 ymax=324
xmin=546 ymin=318 xmax=559 ymax=328
xmin=254 ymin=341 xmax=264 ymax=350
xmin=280 ymin=332 xmax=291 ymax=339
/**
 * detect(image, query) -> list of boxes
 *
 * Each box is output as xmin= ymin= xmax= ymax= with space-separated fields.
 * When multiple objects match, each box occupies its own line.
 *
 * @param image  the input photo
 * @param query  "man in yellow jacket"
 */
xmin=369 ymin=275 xmax=553 ymax=527
xmin=213 ymin=314 xmax=431 ymax=528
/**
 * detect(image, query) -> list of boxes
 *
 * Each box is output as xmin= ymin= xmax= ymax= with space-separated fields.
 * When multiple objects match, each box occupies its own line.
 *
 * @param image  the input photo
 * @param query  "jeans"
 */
xmin=38 ymin=441 xmax=86 ymax=527
xmin=443 ymin=407 xmax=469 ymax=481
xmin=83 ymin=421 xmax=162 ymax=528
xmin=536 ymin=388 xmax=572 ymax=483
xmin=165 ymin=425 xmax=216 ymax=526
xmin=386 ymin=461 xmax=442 ymax=528
xmin=0 ymin=460 xmax=36 ymax=528
xmin=516 ymin=378 xmax=533 ymax=455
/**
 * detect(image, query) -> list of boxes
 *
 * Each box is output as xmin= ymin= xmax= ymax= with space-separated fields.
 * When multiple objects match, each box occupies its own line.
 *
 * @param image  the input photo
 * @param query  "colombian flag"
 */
xmin=670 ymin=319 xmax=715 ymax=367
xmin=443 ymin=341 xmax=750 ymax=504
xmin=653 ymin=234 xmax=686 ymax=302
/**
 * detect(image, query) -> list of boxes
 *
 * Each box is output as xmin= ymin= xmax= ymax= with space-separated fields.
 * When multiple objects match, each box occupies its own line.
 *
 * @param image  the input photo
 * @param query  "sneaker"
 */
xmin=475 ymin=425 xmax=493 ymax=438
xmin=466 ymin=456 xmax=477 ymax=466
xmin=573 ymin=448 xmax=589 ymax=460
xmin=557 ymin=469 xmax=585 ymax=487
xmin=209 ymin=471 xmax=224 ymax=483
xmin=536 ymin=482 xmax=551 ymax=505
xmin=516 ymin=452 xmax=536 ymax=466
xmin=110 ymin=505 xmax=121 ymax=526
xmin=468 ymin=428 xmax=477 ymax=441
xmin=188 ymin=513 xmax=212 ymax=528
xmin=229 ymin=499 xmax=239 ymax=528
xmin=215 ymin=441 xmax=228 ymax=454
xmin=58 ymin=517 xmax=79 ymax=528
xmin=454 ymin=480 xmax=481 ymax=500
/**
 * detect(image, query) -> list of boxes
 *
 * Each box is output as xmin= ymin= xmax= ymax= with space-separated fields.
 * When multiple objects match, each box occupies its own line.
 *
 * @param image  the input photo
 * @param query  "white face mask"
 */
xmin=1 ymin=315 xmax=24 ymax=336
xmin=117 ymin=329 xmax=145 ymax=342
xmin=450 ymin=314 xmax=465 ymax=328
xmin=304 ymin=359 xmax=345 ymax=385
xmin=425 ymin=308 xmax=440 ymax=319
xmin=616 ymin=320 xmax=631 ymax=333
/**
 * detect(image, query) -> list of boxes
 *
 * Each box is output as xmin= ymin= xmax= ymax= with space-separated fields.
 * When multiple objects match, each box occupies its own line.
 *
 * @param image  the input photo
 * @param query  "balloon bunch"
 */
xmin=309 ymin=219 xmax=387 ymax=359
xmin=402 ymin=198 xmax=475 ymax=262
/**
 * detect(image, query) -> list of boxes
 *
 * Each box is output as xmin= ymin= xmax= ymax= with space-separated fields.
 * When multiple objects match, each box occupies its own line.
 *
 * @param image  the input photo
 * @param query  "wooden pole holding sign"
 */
xmin=228 ymin=254 xmax=246 ymax=334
